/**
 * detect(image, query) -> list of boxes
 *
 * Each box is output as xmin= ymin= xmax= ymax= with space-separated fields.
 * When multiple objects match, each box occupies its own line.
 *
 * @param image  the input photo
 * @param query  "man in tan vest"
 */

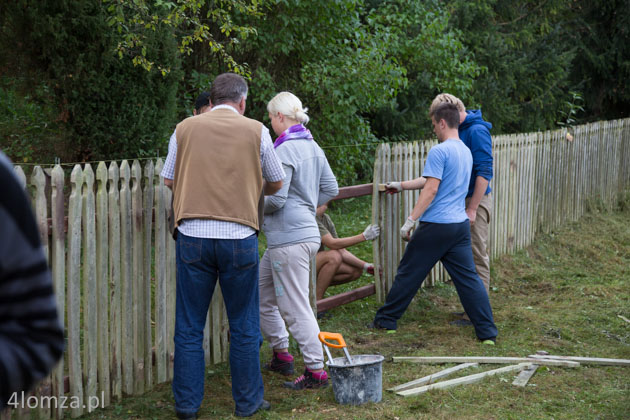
xmin=161 ymin=73 xmax=285 ymax=419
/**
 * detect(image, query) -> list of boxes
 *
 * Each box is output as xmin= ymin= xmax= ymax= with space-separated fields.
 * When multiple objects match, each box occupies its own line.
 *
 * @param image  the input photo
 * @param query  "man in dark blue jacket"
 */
xmin=430 ymin=94 xmax=493 ymax=305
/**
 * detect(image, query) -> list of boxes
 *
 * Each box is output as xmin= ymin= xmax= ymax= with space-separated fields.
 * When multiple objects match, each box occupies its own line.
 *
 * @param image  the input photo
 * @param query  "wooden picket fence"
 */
xmin=370 ymin=118 xmax=630 ymax=299
xmin=3 ymin=118 xmax=629 ymax=419
xmin=4 ymin=160 xmax=229 ymax=420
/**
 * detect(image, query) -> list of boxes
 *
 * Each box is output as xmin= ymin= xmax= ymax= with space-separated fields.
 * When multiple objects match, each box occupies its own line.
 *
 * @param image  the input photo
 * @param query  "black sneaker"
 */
xmin=283 ymin=368 xmax=329 ymax=390
xmin=264 ymin=352 xmax=294 ymax=376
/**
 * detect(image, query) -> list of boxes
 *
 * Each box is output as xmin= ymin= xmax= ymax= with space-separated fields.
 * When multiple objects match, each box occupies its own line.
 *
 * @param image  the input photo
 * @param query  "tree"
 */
xmin=1 ymin=0 xmax=181 ymax=162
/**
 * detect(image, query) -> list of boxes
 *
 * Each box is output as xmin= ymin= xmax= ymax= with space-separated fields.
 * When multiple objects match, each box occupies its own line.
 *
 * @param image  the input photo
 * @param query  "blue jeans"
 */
xmin=173 ymin=233 xmax=264 ymax=417
xmin=374 ymin=221 xmax=498 ymax=341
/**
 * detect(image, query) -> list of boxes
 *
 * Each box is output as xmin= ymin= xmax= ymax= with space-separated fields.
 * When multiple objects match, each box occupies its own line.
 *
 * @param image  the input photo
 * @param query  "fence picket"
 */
xmin=50 ymin=165 xmax=65 ymax=420
xmin=119 ymin=161 xmax=134 ymax=396
xmin=154 ymin=160 xmax=168 ymax=384
xmin=95 ymin=162 xmax=111 ymax=406
xmin=67 ymin=165 xmax=84 ymax=418
xmin=108 ymin=162 xmax=123 ymax=400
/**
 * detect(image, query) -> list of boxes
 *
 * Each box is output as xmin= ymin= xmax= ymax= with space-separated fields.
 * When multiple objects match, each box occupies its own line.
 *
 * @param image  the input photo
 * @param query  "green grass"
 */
xmin=83 ymin=195 xmax=630 ymax=420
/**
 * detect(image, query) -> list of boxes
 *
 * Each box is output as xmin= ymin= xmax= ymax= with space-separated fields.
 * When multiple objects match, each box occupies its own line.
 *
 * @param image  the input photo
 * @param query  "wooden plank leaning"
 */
xmin=396 ymin=363 xmax=531 ymax=397
xmin=392 ymin=356 xmax=579 ymax=368
xmin=388 ymin=363 xmax=479 ymax=392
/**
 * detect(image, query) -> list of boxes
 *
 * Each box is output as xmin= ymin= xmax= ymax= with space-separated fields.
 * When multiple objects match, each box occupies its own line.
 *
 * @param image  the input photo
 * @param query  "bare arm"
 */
xmin=164 ymin=178 xmax=173 ymax=190
xmin=402 ymin=177 xmax=427 ymax=191
xmin=321 ymin=232 xmax=366 ymax=250
xmin=339 ymin=248 xmax=368 ymax=269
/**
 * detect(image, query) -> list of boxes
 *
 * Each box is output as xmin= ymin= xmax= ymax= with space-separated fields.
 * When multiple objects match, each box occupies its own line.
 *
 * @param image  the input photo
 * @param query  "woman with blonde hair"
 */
xmin=259 ymin=91 xmax=338 ymax=389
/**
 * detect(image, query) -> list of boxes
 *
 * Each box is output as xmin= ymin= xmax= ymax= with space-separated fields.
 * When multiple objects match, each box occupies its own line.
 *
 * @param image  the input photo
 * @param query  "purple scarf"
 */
xmin=273 ymin=124 xmax=314 ymax=148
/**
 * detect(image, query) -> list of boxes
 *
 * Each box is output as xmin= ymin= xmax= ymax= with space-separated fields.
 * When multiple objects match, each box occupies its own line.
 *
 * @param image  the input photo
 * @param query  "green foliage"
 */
xmin=104 ymin=0 xmax=261 ymax=77
xmin=568 ymin=0 xmax=630 ymax=120
xmin=236 ymin=0 xmax=407 ymax=183
xmin=557 ymin=91 xmax=585 ymax=128
xmin=447 ymin=0 xmax=578 ymax=134
xmin=0 ymin=77 xmax=63 ymax=163
xmin=0 ymin=0 xmax=181 ymax=163
xmin=367 ymin=0 xmax=482 ymax=140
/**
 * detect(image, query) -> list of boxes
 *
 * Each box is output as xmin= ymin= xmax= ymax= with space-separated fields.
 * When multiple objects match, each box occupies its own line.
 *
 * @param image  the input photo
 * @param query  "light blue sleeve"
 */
xmin=422 ymin=146 xmax=445 ymax=180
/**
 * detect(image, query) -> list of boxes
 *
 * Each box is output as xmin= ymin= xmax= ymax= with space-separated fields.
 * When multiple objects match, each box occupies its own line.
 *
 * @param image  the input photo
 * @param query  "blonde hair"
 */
xmin=429 ymin=93 xmax=466 ymax=118
xmin=267 ymin=91 xmax=310 ymax=124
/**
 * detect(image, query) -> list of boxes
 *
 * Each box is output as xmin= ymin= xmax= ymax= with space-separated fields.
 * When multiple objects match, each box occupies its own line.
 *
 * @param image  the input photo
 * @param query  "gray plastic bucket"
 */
xmin=327 ymin=354 xmax=385 ymax=405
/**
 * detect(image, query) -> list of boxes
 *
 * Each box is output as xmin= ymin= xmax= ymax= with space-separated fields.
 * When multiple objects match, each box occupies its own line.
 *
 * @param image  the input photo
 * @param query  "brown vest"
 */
xmin=173 ymin=108 xmax=263 ymax=230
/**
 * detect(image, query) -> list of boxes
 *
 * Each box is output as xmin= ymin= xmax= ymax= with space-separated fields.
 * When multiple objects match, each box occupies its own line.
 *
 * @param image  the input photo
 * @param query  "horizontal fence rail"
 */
xmin=4 ymin=118 xmax=629 ymax=419
xmin=372 ymin=119 xmax=630 ymax=297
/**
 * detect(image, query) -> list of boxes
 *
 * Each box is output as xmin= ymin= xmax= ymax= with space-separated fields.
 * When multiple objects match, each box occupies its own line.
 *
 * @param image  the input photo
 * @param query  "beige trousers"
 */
xmin=466 ymin=193 xmax=492 ymax=293
xmin=259 ymin=242 xmax=324 ymax=370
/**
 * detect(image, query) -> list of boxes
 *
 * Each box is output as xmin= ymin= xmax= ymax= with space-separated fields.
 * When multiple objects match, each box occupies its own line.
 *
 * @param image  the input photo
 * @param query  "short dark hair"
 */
xmin=210 ymin=73 xmax=248 ymax=105
xmin=194 ymin=92 xmax=210 ymax=112
xmin=431 ymin=102 xmax=460 ymax=129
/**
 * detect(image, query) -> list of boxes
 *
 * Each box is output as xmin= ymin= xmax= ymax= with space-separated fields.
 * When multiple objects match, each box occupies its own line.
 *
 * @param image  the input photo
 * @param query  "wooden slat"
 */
xmin=316 ymin=284 xmax=376 ymax=312
xmin=388 ymin=363 xmax=479 ymax=392
xmin=154 ymin=160 xmax=168 ymax=384
xmin=67 ymin=165 xmax=84 ymax=417
xmin=108 ymin=162 xmax=122 ymax=399
xmin=119 ymin=161 xmax=134 ymax=396
xmin=331 ymin=183 xmax=373 ymax=201
xmin=95 ymin=162 xmax=111 ymax=407
xmin=393 ymin=356 xmax=579 ymax=368
xmin=131 ymin=160 xmax=145 ymax=394
xmin=142 ymin=161 xmax=154 ymax=389
xmin=50 ymin=165 xmax=65 ymax=420
xmin=527 ymin=355 xmax=630 ymax=367
xmin=512 ymin=364 xmax=538 ymax=387
xmin=396 ymin=363 xmax=530 ymax=396
xmin=81 ymin=164 xmax=98 ymax=411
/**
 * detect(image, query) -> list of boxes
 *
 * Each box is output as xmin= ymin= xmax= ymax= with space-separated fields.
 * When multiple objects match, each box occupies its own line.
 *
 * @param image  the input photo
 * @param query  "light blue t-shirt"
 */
xmin=420 ymin=138 xmax=472 ymax=224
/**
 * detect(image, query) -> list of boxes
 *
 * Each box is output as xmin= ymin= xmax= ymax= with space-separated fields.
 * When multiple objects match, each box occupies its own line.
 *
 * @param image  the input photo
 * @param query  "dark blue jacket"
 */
xmin=459 ymin=110 xmax=493 ymax=197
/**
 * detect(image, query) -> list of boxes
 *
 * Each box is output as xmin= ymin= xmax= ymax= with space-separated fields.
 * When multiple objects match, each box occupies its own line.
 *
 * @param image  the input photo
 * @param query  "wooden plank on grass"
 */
xmin=316 ymin=284 xmax=376 ymax=312
xmin=392 ymin=356 xmax=579 ymax=368
xmin=396 ymin=363 xmax=530 ymax=396
xmin=512 ymin=364 xmax=538 ymax=387
xmin=527 ymin=355 xmax=630 ymax=367
xmin=388 ymin=363 xmax=479 ymax=392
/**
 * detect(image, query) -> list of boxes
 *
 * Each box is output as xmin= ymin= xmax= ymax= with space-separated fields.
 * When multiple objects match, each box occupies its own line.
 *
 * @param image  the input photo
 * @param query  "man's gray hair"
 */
xmin=210 ymin=73 xmax=248 ymax=105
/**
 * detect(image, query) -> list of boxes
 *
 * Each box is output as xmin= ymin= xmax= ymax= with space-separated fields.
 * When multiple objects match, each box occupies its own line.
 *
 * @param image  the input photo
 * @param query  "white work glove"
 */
xmin=362 ymin=224 xmax=381 ymax=241
xmin=385 ymin=181 xmax=403 ymax=194
xmin=400 ymin=217 xmax=417 ymax=241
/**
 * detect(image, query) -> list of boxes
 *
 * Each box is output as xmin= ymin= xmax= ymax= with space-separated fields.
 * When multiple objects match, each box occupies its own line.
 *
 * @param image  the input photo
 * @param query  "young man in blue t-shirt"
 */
xmin=369 ymin=103 xmax=498 ymax=344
